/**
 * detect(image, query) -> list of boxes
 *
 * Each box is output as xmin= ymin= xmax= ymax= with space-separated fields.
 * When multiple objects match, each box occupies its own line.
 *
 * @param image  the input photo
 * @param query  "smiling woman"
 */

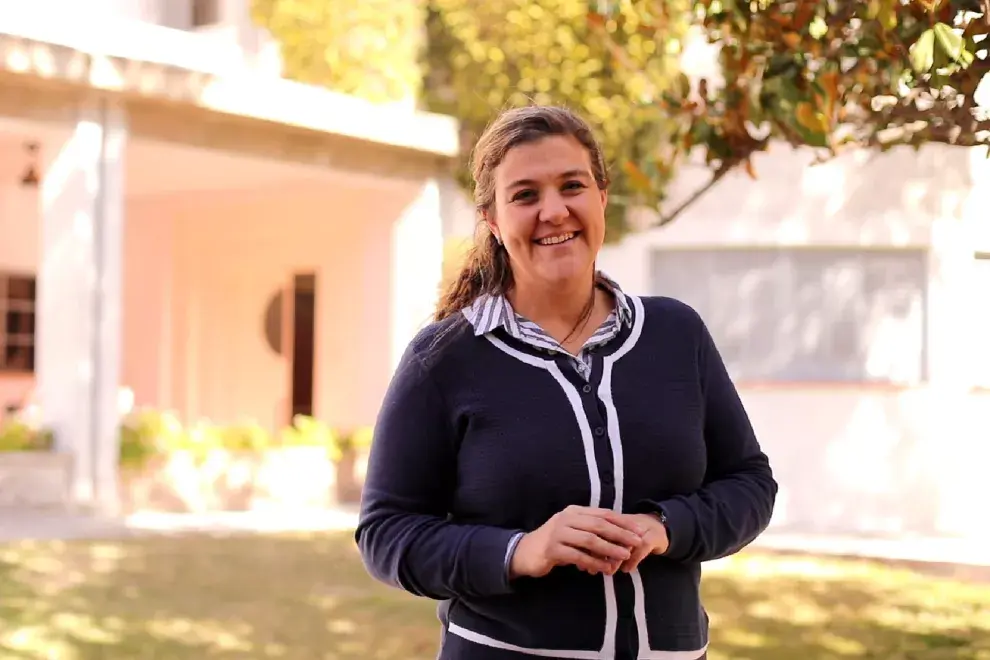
xmin=355 ymin=106 xmax=778 ymax=660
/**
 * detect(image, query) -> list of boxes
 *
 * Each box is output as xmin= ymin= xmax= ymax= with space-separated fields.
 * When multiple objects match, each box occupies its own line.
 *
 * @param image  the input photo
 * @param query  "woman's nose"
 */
xmin=538 ymin=191 xmax=568 ymax=223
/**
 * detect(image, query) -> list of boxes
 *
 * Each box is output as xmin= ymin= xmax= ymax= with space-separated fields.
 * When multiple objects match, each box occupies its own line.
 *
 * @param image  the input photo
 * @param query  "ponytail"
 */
xmin=434 ymin=229 xmax=512 ymax=321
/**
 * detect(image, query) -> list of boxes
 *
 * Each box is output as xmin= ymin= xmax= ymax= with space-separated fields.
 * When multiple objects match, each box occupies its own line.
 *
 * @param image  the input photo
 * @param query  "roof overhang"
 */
xmin=0 ymin=6 xmax=460 ymax=161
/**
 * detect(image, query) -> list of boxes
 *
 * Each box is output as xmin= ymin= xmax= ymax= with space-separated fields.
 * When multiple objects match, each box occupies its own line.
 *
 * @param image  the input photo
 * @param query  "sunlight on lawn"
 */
xmin=0 ymin=533 xmax=987 ymax=659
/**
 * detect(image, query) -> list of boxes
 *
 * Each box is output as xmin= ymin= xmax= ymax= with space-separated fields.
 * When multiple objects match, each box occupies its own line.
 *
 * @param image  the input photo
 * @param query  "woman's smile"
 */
xmin=533 ymin=231 xmax=580 ymax=246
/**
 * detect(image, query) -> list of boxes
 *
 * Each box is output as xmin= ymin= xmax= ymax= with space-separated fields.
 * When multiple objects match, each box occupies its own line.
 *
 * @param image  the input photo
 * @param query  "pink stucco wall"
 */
xmin=0 ymin=183 xmax=38 ymax=413
xmin=125 ymin=180 xmax=418 ymax=432
xmin=0 ymin=176 xmax=419 ymax=432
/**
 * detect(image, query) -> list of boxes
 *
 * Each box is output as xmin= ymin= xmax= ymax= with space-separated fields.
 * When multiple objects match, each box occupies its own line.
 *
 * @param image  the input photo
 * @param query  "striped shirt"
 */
xmin=461 ymin=271 xmax=633 ymax=381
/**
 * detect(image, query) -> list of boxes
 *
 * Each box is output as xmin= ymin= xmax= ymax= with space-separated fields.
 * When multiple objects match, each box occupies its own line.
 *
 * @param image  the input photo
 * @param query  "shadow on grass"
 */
xmin=0 ymin=533 xmax=438 ymax=659
xmin=0 ymin=533 xmax=987 ymax=659
xmin=701 ymin=554 xmax=990 ymax=660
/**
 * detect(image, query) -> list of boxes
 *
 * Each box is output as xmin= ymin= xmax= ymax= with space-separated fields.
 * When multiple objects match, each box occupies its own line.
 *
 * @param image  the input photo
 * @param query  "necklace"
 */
xmin=561 ymin=282 xmax=598 ymax=346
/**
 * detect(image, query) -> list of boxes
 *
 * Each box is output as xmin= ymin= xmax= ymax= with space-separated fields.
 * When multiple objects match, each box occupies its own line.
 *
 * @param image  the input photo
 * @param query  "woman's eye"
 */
xmin=563 ymin=181 xmax=586 ymax=191
xmin=511 ymin=190 xmax=536 ymax=203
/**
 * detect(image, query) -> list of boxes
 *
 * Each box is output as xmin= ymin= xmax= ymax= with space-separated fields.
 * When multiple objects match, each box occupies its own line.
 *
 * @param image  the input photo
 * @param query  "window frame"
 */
xmin=0 ymin=272 xmax=37 ymax=375
xmin=191 ymin=0 xmax=221 ymax=27
xmin=647 ymin=245 xmax=930 ymax=386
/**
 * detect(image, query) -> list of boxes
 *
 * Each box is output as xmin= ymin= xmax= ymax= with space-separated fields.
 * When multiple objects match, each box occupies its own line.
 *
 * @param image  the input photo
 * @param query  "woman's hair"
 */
xmin=433 ymin=105 xmax=610 ymax=322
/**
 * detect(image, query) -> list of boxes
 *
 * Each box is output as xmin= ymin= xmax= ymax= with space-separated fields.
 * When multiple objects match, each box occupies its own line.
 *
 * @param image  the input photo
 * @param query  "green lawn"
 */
xmin=0 ymin=532 xmax=987 ymax=659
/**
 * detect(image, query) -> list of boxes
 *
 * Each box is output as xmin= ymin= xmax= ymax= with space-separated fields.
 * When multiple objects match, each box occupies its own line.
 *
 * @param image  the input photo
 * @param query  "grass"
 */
xmin=0 ymin=532 xmax=986 ymax=659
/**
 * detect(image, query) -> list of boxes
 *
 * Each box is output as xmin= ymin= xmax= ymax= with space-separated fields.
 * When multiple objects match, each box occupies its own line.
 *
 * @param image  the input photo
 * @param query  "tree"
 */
xmin=250 ymin=0 xmax=426 ymax=103
xmin=252 ymin=0 xmax=691 ymax=239
xmin=599 ymin=0 xmax=990 ymax=227
xmin=423 ymin=0 xmax=691 ymax=237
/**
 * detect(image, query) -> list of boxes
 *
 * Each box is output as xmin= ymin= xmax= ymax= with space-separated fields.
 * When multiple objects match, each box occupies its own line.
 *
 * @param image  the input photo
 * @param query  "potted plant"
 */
xmin=0 ymin=417 xmax=65 ymax=507
xmin=330 ymin=425 xmax=374 ymax=504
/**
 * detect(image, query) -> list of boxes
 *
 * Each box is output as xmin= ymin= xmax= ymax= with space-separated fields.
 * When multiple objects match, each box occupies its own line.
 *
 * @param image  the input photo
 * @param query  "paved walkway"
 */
xmin=753 ymin=530 xmax=990 ymax=568
xmin=0 ymin=508 xmax=986 ymax=571
xmin=0 ymin=507 xmax=361 ymax=542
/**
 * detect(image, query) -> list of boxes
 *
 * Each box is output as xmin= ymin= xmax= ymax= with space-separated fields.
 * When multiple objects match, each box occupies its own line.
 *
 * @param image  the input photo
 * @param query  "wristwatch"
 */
xmin=653 ymin=509 xmax=670 ymax=548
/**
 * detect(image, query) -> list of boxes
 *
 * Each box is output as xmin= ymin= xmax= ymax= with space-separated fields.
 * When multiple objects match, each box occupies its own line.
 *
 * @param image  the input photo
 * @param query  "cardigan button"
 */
xmin=582 ymin=384 xmax=593 ymax=394
xmin=594 ymin=426 xmax=605 ymax=437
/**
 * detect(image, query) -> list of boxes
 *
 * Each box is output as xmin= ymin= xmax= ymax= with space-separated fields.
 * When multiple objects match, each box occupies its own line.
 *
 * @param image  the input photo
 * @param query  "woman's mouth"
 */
xmin=534 ymin=231 xmax=579 ymax=246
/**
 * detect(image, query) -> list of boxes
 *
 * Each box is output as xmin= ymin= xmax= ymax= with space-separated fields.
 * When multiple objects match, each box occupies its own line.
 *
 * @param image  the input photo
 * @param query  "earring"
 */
xmin=494 ymin=235 xmax=502 ymax=246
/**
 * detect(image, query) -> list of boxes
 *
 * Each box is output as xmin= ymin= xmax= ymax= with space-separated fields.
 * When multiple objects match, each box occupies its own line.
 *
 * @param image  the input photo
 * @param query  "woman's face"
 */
xmin=487 ymin=135 xmax=607 ymax=290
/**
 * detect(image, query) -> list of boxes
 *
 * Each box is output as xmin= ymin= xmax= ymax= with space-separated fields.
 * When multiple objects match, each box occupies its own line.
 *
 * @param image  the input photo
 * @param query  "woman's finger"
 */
xmin=620 ymin=543 xmax=652 ymax=573
xmin=620 ymin=527 xmax=664 ymax=572
xmin=573 ymin=515 xmax=644 ymax=549
xmin=550 ymin=544 xmax=615 ymax=575
xmin=559 ymin=528 xmax=632 ymax=562
xmin=581 ymin=508 xmax=648 ymax=535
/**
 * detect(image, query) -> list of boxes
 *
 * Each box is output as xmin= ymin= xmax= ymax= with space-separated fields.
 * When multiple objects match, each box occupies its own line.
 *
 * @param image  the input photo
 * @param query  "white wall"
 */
xmin=599 ymin=142 xmax=990 ymax=542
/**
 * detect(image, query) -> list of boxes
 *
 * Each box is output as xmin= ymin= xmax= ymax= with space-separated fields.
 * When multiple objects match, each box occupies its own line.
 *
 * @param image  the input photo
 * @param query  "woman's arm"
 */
xmin=637 ymin=316 xmax=778 ymax=563
xmin=355 ymin=344 xmax=523 ymax=601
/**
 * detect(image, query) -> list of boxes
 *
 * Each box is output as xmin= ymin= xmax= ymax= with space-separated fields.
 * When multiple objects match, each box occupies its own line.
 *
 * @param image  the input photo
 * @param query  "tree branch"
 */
xmin=655 ymin=162 xmax=734 ymax=228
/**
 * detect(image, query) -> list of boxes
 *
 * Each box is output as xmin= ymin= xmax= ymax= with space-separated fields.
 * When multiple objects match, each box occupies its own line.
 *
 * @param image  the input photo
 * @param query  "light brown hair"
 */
xmin=433 ymin=105 xmax=609 ymax=321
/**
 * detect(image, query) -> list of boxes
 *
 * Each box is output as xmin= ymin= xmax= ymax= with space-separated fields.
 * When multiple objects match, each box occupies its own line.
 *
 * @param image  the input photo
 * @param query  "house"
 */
xmin=0 ymin=0 xmax=460 ymax=512
xmin=599 ymin=140 xmax=990 ymax=548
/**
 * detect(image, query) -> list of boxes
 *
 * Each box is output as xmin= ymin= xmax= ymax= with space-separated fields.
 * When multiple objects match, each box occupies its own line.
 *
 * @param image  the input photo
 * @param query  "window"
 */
xmin=191 ymin=0 xmax=220 ymax=27
xmin=649 ymin=248 xmax=928 ymax=384
xmin=0 ymin=274 xmax=36 ymax=373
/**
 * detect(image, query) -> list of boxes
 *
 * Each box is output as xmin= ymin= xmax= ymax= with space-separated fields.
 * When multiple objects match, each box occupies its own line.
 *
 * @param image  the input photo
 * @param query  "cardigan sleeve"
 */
xmin=354 ymin=343 xmax=523 ymax=600
xmin=643 ymin=317 xmax=778 ymax=563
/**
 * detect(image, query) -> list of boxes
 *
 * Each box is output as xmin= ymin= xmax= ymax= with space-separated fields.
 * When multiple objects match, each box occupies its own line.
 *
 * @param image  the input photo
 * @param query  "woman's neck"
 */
xmin=508 ymin=270 xmax=598 ymax=331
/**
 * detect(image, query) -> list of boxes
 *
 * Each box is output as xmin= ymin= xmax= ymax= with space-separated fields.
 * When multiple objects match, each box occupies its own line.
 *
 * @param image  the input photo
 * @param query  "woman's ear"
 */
xmin=483 ymin=211 xmax=500 ymax=244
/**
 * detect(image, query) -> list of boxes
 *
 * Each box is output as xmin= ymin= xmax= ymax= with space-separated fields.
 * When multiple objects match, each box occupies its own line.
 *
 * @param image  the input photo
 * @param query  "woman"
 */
xmin=355 ymin=105 xmax=777 ymax=660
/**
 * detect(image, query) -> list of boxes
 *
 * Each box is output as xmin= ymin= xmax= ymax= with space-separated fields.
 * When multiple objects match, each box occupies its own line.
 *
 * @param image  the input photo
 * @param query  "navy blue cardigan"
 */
xmin=356 ymin=295 xmax=777 ymax=660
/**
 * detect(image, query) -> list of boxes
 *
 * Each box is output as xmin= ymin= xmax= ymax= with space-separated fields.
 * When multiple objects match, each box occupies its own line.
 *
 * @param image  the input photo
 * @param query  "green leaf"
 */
xmin=910 ymin=28 xmax=936 ymax=73
xmin=933 ymin=22 xmax=974 ymax=68
xmin=809 ymin=16 xmax=828 ymax=40
xmin=877 ymin=0 xmax=898 ymax=30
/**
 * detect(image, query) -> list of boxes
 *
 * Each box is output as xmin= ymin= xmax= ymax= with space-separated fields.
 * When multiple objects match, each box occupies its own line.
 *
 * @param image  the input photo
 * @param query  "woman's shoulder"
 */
xmin=633 ymin=294 xmax=705 ymax=330
xmin=403 ymin=313 xmax=478 ymax=369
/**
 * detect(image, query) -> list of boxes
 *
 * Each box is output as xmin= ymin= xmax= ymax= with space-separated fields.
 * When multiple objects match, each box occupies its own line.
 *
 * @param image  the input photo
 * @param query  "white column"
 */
xmin=37 ymin=98 xmax=126 ymax=514
xmin=390 ymin=177 xmax=444 ymax=372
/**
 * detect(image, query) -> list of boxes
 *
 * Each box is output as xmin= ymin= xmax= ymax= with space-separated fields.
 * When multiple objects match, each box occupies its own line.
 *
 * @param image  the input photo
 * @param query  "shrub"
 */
xmin=115 ymin=409 xmax=373 ymax=465
xmin=281 ymin=415 xmax=336 ymax=451
xmin=331 ymin=425 xmax=374 ymax=464
xmin=118 ymin=409 xmax=182 ymax=469
xmin=0 ymin=419 xmax=54 ymax=451
xmin=218 ymin=422 xmax=271 ymax=452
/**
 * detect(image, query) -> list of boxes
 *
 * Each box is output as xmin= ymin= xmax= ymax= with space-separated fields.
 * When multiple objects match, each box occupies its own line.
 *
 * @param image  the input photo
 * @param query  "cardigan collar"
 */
xmin=461 ymin=271 xmax=633 ymax=337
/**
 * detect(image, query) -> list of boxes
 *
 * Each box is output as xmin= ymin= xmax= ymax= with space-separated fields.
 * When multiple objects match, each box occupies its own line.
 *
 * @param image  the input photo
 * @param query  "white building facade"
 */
xmin=0 ymin=0 xmax=458 ymax=512
xmin=600 ymin=140 xmax=990 ymax=547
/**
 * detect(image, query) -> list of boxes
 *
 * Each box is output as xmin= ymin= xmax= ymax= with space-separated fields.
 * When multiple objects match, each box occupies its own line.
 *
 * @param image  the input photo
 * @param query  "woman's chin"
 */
xmin=531 ymin=261 xmax=594 ymax=289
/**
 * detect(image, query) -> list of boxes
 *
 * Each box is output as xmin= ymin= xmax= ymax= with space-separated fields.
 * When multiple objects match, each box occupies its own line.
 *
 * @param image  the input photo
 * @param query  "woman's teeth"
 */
xmin=535 ymin=232 xmax=576 ymax=246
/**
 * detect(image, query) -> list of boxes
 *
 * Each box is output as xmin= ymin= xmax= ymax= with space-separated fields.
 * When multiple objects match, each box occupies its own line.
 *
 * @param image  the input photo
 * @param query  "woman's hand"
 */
xmin=617 ymin=513 xmax=669 ymax=573
xmin=509 ymin=506 xmax=646 ymax=579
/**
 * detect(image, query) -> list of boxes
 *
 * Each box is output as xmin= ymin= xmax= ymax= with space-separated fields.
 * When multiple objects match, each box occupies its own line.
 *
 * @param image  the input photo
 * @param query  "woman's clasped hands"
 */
xmin=509 ymin=505 xmax=670 ymax=579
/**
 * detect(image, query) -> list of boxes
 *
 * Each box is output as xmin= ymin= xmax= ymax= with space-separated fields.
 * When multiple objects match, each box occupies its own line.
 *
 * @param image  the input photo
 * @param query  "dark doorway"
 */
xmin=290 ymin=274 xmax=316 ymax=419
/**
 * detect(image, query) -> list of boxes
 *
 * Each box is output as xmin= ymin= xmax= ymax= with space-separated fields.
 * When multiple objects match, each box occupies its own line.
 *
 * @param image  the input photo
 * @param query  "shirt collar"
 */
xmin=461 ymin=271 xmax=633 ymax=337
